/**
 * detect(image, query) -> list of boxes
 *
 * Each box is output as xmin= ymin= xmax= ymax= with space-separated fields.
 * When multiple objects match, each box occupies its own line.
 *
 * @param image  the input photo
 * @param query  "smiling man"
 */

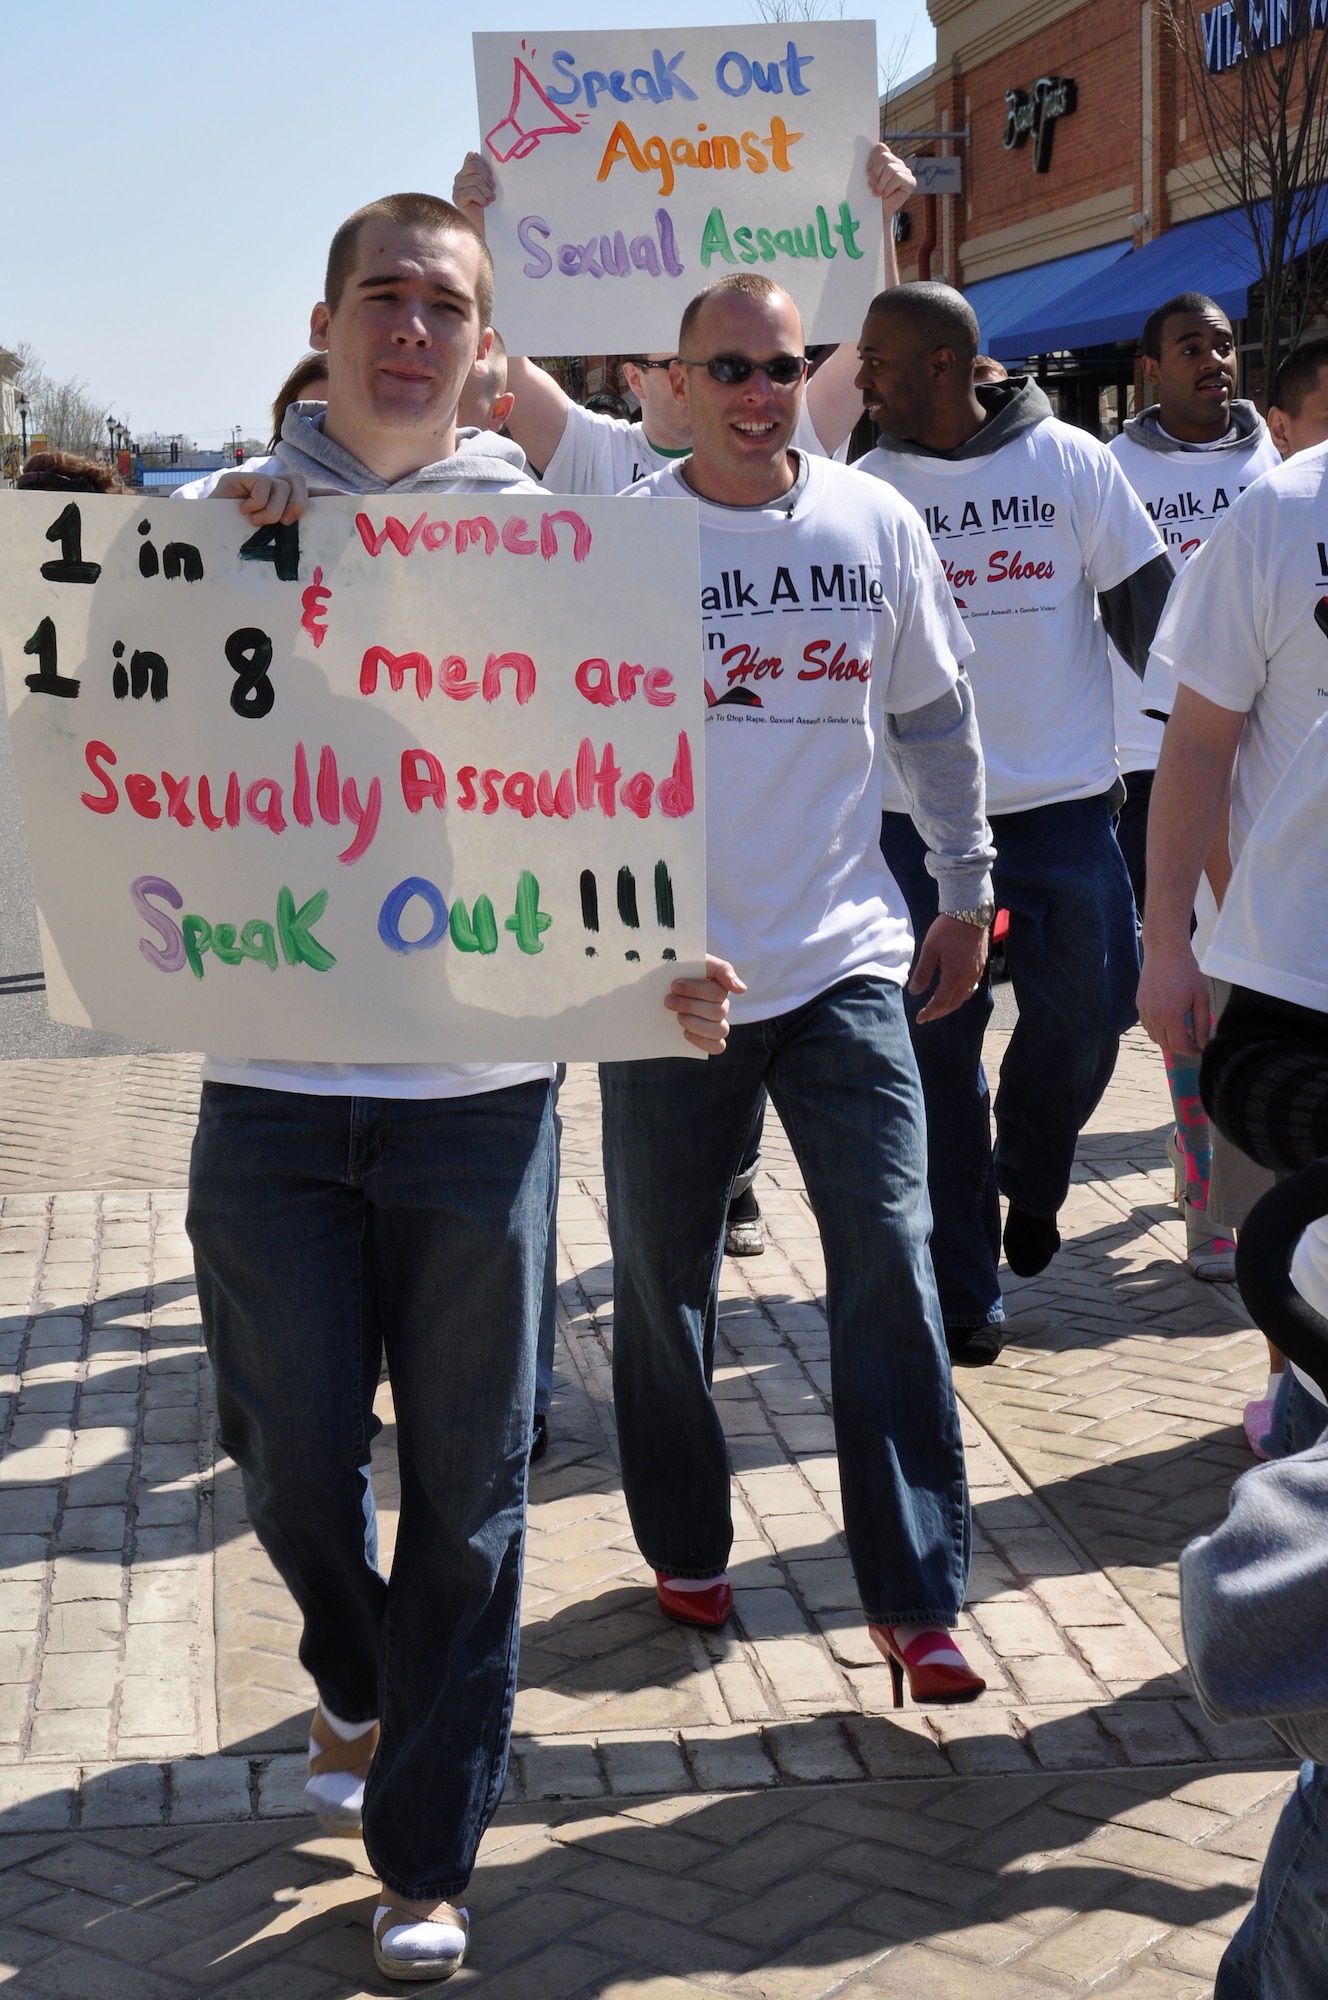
xmin=177 ymin=193 xmax=736 ymax=1984
xmin=1108 ymin=293 xmax=1276 ymax=920
xmin=600 ymin=272 xmax=997 ymax=1712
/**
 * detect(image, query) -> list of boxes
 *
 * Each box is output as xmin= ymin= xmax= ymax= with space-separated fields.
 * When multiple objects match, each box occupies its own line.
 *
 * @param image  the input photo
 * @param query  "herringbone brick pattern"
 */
xmin=0 ymin=1025 xmax=1297 ymax=1995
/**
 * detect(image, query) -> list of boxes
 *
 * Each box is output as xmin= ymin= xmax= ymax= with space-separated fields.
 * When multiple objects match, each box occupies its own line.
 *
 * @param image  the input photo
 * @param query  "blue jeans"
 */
xmin=187 ymin=1079 xmax=554 ymax=1900
xmin=880 ymin=794 xmax=1140 ymax=1329
xmin=1217 ymin=1761 xmax=1328 ymax=1998
xmin=1115 ymin=767 xmax=1155 ymax=920
xmin=1268 ymin=1368 xmax=1328 ymax=1459
xmin=600 ymin=976 xmax=970 ymax=1625
xmin=534 ymin=1066 xmax=566 ymax=1419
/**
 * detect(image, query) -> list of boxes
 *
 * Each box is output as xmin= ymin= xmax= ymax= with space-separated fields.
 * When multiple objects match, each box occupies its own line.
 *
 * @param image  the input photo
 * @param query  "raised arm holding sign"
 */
xmin=453 ymin=130 xmax=912 ymax=478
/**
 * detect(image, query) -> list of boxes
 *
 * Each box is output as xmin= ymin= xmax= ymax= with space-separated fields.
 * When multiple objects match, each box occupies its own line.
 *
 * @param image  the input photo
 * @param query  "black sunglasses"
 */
xmin=677 ymin=354 xmax=809 ymax=386
xmin=627 ymin=357 xmax=677 ymax=371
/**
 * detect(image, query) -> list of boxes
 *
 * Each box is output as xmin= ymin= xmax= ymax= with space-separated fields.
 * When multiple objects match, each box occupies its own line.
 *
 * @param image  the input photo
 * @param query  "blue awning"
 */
xmin=965 ymin=240 xmax=1133 ymax=351
xmin=987 ymin=199 xmax=1328 ymax=358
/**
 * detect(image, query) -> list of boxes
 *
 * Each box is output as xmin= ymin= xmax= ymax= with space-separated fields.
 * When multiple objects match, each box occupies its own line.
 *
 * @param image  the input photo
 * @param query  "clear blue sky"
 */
xmin=3 ymin=2 xmax=928 ymax=449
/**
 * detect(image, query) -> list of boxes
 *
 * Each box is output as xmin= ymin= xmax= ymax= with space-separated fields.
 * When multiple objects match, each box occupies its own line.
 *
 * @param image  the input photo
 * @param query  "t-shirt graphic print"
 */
xmin=1108 ymin=423 xmax=1279 ymax=770
xmin=629 ymin=452 xmax=973 ymax=1024
xmin=859 ymin=418 xmax=1165 ymax=813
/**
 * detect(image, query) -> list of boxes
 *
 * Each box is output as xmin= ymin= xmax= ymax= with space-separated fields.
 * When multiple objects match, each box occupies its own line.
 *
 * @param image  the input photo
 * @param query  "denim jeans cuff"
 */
xmin=650 ymin=1565 xmax=730 ymax=1581
xmin=861 ymin=1609 xmax=960 ymax=1628
xmin=944 ymin=1308 xmax=1005 ymax=1331
xmin=373 ymin=1866 xmax=474 ymax=1902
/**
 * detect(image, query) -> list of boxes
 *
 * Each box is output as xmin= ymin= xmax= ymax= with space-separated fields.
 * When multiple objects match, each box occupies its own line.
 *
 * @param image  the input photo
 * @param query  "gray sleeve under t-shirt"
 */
xmin=883 ymin=672 xmax=995 ymax=913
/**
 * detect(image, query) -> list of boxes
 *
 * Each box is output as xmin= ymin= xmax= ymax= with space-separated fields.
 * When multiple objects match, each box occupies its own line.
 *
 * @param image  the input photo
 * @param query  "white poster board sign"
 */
xmin=0 ymin=490 xmax=706 ymax=1062
xmin=473 ymin=21 xmax=884 ymax=354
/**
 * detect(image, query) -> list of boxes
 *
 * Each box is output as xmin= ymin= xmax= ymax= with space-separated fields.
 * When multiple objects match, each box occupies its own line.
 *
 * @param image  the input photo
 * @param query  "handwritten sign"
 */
xmin=0 ymin=491 xmax=706 ymax=1062
xmin=473 ymin=21 xmax=884 ymax=354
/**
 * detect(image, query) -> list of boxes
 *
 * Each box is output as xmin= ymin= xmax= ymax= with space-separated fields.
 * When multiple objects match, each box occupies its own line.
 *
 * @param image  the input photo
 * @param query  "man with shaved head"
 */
xmin=855 ymin=282 xmax=1175 ymax=1361
xmin=598 ymin=271 xmax=998 ymax=1709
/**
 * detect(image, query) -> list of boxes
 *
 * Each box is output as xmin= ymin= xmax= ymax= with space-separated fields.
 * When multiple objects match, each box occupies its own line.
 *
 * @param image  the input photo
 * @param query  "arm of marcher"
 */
xmin=1137 ymin=685 xmax=1245 ymax=1054
xmin=885 ymin=674 xmax=995 ymax=1024
xmin=1204 ymin=767 xmax=1235 ymax=907
xmin=1098 ymin=551 xmax=1178 ymax=676
xmin=804 ymin=143 xmax=914 ymax=456
xmin=453 ymin=150 xmax=571 ymax=472
xmin=665 ymin=957 xmax=746 ymax=1055
xmin=496 ymin=358 xmax=573 ymax=475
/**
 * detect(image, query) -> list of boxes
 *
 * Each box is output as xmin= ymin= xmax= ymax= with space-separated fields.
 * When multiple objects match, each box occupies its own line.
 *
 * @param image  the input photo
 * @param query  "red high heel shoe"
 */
xmin=869 ymin=1624 xmax=986 ymax=1707
xmin=656 ymin=1573 xmax=733 ymax=1628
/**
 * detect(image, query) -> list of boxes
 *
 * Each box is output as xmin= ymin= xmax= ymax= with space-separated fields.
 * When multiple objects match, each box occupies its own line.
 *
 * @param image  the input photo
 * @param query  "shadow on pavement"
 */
xmin=0 ymin=1757 xmax=1265 ymax=1995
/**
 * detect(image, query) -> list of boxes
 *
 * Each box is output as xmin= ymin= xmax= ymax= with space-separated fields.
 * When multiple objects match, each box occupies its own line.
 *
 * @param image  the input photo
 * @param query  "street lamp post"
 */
xmin=17 ymin=394 xmax=28 ymax=458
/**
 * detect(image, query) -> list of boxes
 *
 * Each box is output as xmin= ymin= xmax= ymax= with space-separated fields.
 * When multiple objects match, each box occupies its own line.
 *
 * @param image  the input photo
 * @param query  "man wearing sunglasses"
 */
xmin=452 ymin=145 xmax=914 ymax=1264
xmin=597 ymin=272 xmax=995 ymax=1705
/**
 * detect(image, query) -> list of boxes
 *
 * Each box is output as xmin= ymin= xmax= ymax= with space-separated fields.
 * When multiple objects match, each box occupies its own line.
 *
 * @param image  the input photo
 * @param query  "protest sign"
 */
xmin=472 ymin=21 xmax=884 ymax=354
xmin=0 ymin=490 xmax=706 ymax=1062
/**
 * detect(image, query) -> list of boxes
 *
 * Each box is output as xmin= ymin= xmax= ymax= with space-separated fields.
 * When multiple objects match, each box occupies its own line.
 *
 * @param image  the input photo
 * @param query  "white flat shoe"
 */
xmin=305 ymin=1705 xmax=378 ymax=1837
xmin=373 ymin=1897 xmax=469 ymax=1981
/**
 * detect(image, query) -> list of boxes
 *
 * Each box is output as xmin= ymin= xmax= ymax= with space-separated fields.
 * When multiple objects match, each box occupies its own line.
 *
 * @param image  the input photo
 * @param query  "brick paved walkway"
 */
xmin=0 ymin=1028 xmax=1296 ymax=1995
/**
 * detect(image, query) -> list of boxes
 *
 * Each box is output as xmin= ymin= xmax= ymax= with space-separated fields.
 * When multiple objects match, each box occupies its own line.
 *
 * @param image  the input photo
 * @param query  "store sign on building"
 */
xmin=907 ymin=156 xmax=963 ymax=195
xmin=1202 ymin=0 xmax=1327 ymax=74
xmin=1003 ymin=76 xmax=1076 ymax=171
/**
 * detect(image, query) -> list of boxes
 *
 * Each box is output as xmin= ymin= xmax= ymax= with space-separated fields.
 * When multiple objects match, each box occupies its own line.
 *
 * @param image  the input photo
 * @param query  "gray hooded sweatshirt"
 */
xmin=1119 ymin=397 xmax=1269 ymax=457
xmin=258 ymin=400 xmax=537 ymax=496
xmin=1182 ymin=1435 xmax=1328 ymax=1762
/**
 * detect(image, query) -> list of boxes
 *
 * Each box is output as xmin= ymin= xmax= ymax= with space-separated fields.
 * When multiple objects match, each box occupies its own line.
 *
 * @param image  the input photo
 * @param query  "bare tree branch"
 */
xmin=878 ymin=22 xmax=920 ymax=121
xmin=5 ymin=341 xmax=115 ymax=459
xmin=1161 ymin=0 xmax=1328 ymax=395
xmin=750 ymin=0 xmax=845 ymax=21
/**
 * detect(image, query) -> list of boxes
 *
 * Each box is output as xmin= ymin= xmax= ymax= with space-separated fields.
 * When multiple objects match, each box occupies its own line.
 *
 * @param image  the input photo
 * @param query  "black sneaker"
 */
xmin=530 ymin=1411 xmax=549 ymax=1463
xmin=946 ymin=1325 xmax=1004 ymax=1367
xmin=1002 ymin=1203 xmax=1061 ymax=1277
xmin=724 ymin=1184 xmax=765 ymax=1256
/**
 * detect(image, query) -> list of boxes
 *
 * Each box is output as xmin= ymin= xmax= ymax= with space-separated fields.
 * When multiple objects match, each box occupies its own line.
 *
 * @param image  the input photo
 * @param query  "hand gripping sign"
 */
xmin=0 ymin=491 xmax=706 ymax=1062
xmin=472 ymin=21 xmax=884 ymax=355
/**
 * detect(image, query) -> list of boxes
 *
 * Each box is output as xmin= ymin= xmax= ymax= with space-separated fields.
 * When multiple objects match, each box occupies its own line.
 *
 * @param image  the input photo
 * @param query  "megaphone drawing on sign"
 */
xmin=485 ymin=58 xmax=583 ymax=162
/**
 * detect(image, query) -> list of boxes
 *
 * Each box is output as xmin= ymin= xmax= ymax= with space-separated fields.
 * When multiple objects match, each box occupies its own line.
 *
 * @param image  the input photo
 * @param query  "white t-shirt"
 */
xmin=858 ymin=417 xmax=1165 ymax=814
xmin=1200 ymin=710 xmax=1328 ymax=1411
xmin=628 ymin=452 xmax=974 ymax=1024
xmin=1290 ymin=1225 xmax=1328 ymax=1406
xmin=1203 ymin=711 xmax=1328 ymax=1014
xmin=1145 ymin=437 xmax=1328 ymax=863
xmin=1108 ymin=424 xmax=1280 ymax=772
xmin=543 ymin=397 xmax=830 ymax=496
xmin=177 ymin=456 xmax=555 ymax=1101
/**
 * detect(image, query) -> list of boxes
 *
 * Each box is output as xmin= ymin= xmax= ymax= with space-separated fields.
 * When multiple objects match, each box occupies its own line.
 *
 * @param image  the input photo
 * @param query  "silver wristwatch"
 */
xmin=942 ymin=902 xmax=996 ymax=929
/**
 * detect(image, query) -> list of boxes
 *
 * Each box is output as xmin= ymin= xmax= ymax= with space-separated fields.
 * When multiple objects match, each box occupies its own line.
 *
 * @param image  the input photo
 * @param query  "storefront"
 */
xmin=884 ymin=0 xmax=1326 ymax=428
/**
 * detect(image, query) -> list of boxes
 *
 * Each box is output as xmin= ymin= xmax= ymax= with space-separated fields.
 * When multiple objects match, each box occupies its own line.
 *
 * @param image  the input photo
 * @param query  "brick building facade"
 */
xmin=885 ymin=0 xmax=1325 ymax=428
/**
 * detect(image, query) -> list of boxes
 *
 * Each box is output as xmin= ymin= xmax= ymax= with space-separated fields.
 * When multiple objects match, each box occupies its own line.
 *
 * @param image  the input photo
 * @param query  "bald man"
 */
xmin=598 ymin=271 xmax=995 ymax=1710
xmin=855 ymin=282 xmax=1175 ymax=1360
